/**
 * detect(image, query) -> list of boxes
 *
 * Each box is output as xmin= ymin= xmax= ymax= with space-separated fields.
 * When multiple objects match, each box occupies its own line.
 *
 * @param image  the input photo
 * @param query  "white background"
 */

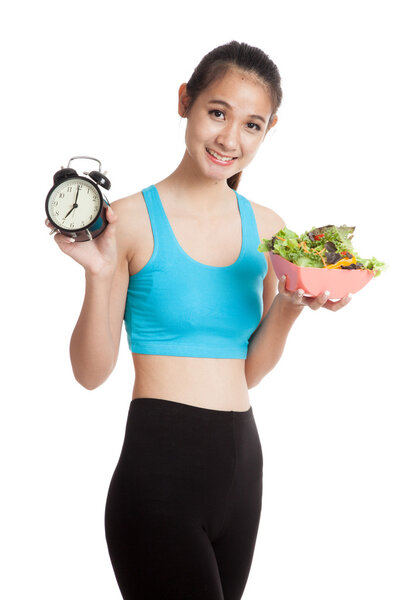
xmin=1 ymin=1 xmax=399 ymax=598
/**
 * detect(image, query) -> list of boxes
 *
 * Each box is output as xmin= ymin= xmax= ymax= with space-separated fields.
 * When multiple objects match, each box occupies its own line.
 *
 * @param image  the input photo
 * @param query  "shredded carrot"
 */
xmin=298 ymin=241 xmax=311 ymax=253
xmin=301 ymin=241 xmax=310 ymax=253
xmin=276 ymin=236 xmax=286 ymax=241
xmin=311 ymin=248 xmax=327 ymax=267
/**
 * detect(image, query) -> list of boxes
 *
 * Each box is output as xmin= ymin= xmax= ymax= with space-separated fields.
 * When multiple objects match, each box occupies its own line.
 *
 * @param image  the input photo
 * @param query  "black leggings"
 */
xmin=104 ymin=397 xmax=263 ymax=600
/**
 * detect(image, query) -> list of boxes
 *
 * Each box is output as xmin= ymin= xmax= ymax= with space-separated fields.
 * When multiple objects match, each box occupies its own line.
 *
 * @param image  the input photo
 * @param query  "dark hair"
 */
xmin=183 ymin=40 xmax=283 ymax=190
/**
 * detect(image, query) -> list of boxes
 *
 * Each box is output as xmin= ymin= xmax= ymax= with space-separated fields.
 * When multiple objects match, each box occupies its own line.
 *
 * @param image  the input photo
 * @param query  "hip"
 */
xmin=116 ymin=397 xmax=263 ymax=490
xmin=106 ymin=396 xmax=263 ymax=542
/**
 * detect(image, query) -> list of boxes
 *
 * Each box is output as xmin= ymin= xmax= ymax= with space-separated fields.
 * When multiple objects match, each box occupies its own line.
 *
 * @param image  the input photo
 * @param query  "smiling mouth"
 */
xmin=206 ymin=148 xmax=238 ymax=161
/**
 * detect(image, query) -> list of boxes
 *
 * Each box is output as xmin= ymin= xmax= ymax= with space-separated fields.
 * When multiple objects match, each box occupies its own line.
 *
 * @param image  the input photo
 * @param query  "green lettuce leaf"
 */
xmin=258 ymin=224 xmax=387 ymax=277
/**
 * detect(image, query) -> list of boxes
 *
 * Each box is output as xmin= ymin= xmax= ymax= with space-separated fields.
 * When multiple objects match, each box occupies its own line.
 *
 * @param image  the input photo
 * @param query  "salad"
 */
xmin=258 ymin=225 xmax=387 ymax=277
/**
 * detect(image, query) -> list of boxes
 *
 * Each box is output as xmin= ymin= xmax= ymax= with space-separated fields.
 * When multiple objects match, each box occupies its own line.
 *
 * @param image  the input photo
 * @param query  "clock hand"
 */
xmin=74 ymin=185 xmax=80 ymax=207
xmin=63 ymin=186 xmax=81 ymax=219
xmin=63 ymin=205 xmax=76 ymax=219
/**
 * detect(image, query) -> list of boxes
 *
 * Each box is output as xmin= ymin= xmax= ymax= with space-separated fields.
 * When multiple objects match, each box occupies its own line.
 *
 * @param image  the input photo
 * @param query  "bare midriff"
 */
xmin=131 ymin=354 xmax=251 ymax=411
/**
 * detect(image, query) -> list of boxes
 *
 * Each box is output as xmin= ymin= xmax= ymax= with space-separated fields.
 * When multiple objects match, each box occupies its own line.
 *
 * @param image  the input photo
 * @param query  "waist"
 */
xmin=131 ymin=353 xmax=250 ymax=411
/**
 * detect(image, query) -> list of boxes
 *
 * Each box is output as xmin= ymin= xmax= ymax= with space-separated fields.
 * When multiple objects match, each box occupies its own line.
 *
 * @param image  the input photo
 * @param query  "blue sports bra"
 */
xmin=123 ymin=184 xmax=268 ymax=359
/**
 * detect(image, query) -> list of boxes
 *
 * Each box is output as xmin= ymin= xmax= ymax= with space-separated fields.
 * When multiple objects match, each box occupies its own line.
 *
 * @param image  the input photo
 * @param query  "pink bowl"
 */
xmin=269 ymin=252 xmax=374 ymax=300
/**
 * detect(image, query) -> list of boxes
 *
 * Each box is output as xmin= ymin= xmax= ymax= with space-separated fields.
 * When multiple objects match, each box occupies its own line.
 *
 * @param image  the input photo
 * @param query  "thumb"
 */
xmin=106 ymin=204 xmax=118 ymax=224
xmin=278 ymin=274 xmax=287 ymax=293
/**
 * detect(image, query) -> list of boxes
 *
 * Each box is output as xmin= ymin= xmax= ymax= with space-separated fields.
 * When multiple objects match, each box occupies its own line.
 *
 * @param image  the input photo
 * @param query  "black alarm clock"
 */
xmin=45 ymin=156 xmax=111 ymax=242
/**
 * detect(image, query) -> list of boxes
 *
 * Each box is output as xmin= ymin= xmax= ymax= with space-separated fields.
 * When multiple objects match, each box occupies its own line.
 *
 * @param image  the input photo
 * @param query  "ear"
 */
xmin=263 ymin=114 xmax=278 ymax=140
xmin=178 ymin=83 xmax=191 ymax=117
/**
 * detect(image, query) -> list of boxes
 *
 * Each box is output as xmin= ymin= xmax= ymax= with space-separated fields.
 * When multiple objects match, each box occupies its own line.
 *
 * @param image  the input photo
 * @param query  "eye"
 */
xmin=208 ymin=110 xmax=261 ymax=131
xmin=247 ymin=122 xmax=261 ymax=131
xmin=208 ymin=109 xmax=224 ymax=119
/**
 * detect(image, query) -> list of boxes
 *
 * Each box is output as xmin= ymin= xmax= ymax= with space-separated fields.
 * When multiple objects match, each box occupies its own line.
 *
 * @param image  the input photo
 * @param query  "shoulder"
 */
xmin=110 ymin=190 xmax=145 ymax=215
xmin=109 ymin=190 xmax=147 ymax=263
xmin=248 ymin=198 xmax=285 ymax=240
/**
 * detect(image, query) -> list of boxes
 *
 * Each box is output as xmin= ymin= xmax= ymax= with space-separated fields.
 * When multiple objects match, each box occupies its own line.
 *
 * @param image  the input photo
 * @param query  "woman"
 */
xmin=46 ymin=41 xmax=351 ymax=599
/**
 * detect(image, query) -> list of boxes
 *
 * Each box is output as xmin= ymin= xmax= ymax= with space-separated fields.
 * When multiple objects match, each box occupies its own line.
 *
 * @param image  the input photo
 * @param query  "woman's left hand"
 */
xmin=277 ymin=275 xmax=353 ymax=312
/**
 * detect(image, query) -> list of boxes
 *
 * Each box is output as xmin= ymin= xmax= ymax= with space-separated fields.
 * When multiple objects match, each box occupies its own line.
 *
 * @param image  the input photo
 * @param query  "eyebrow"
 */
xmin=207 ymin=99 xmax=266 ymax=124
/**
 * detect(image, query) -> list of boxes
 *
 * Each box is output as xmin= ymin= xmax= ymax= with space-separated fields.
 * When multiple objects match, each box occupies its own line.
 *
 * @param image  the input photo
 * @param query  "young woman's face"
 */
xmin=180 ymin=68 xmax=276 ymax=181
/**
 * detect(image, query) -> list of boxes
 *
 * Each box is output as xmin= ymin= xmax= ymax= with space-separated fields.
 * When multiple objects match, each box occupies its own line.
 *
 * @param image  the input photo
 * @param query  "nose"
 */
xmin=215 ymin=122 xmax=239 ymax=154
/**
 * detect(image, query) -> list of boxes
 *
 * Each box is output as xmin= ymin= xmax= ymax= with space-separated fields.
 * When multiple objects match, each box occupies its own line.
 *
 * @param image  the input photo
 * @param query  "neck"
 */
xmin=159 ymin=150 xmax=237 ymax=217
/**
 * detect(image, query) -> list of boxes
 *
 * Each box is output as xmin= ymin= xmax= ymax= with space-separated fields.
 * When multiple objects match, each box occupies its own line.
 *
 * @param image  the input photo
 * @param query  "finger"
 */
xmin=54 ymin=232 xmax=75 ymax=244
xmin=306 ymin=290 xmax=331 ymax=310
xmin=278 ymin=274 xmax=287 ymax=294
xmin=104 ymin=215 xmax=118 ymax=240
xmin=293 ymin=288 xmax=305 ymax=304
xmin=323 ymin=293 xmax=353 ymax=311
xmin=106 ymin=204 xmax=118 ymax=223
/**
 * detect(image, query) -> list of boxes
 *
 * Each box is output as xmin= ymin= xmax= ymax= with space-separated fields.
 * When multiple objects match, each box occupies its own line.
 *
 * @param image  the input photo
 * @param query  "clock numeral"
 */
xmin=67 ymin=186 xmax=72 ymax=192
xmin=89 ymin=214 xmax=93 ymax=220
xmin=86 ymin=188 xmax=90 ymax=194
xmin=78 ymin=184 xmax=83 ymax=190
xmin=58 ymin=192 xmax=64 ymax=198
xmin=70 ymin=222 xmax=74 ymax=228
xmin=81 ymin=221 xmax=85 ymax=226
xmin=55 ymin=210 xmax=59 ymax=216
xmin=52 ymin=200 xmax=58 ymax=206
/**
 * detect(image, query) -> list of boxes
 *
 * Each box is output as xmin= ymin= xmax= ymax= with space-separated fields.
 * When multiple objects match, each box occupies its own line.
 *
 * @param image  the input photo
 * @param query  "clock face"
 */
xmin=47 ymin=177 xmax=101 ymax=230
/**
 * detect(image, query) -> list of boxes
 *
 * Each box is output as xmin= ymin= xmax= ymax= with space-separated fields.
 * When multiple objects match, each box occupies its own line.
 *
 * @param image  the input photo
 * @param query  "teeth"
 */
xmin=207 ymin=148 xmax=234 ymax=161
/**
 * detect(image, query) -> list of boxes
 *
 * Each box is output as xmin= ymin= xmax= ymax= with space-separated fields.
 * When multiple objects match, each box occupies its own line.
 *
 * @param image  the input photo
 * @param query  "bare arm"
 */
xmin=46 ymin=199 xmax=131 ymax=390
xmin=245 ymin=206 xmax=295 ymax=388
xmin=69 ymin=261 xmax=129 ymax=389
xmin=245 ymin=294 xmax=303 ymax=389
xmin=245 ymin=205 xmax=351 ymax=388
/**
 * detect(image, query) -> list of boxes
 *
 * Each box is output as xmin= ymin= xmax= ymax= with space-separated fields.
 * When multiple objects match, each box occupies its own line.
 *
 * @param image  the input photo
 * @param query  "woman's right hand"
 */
xmin=44 ymin=204 xmax=119 ymax=276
